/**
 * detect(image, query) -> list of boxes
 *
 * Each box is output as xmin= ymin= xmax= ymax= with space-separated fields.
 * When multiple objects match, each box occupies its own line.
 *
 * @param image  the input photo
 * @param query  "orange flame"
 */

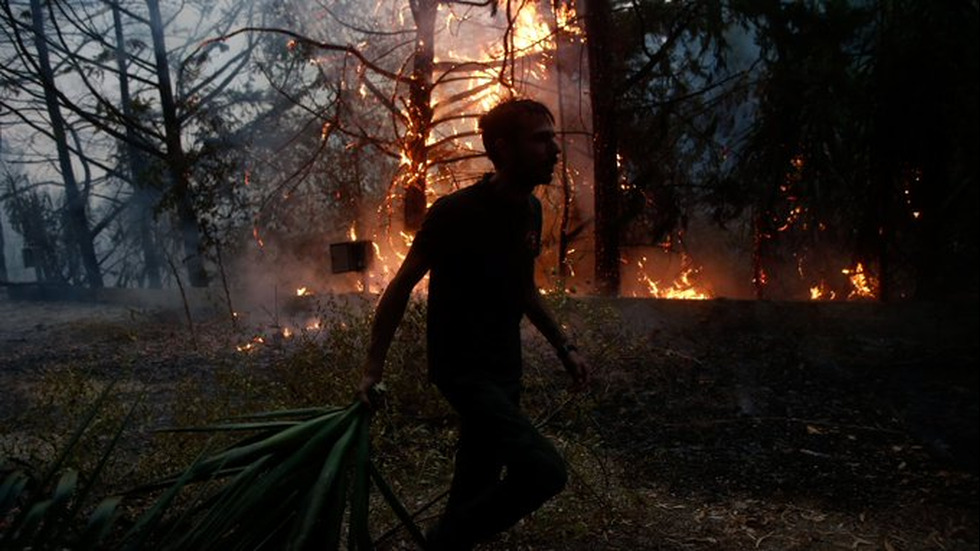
xmin=554 ymin=3 xmax=584 ymax=38
xmin=633 ymin=256 xmax=712 ymax=300
xmin=842 ymin=262 xmax=877 ymax=299
xmin=809 ymin=281 xmax=836 ymax=301
xmin=236 ymin=336 xmax=265 ymax=353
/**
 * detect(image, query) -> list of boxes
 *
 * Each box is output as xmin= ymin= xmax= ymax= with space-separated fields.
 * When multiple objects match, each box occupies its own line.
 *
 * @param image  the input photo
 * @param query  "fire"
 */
xmin=842 ymin=262 xmax=877 ymax=299
xmin=296 ymin=286 xmax=309 ymax=297
xmin=807 ymin=263 xmax=879 ymax=301
xmin=252 ymin=226 xmax=264 ymax=249
xmin=633 ymin=256 xmax=712 ymax=300
xmin=282 ymin=327 xmax=293 ymax=338
xmin=809 ymin=281 xmax=836 ymax=301
xmin=554 ymin=3 xmax=584 ymax=38
xmin=236 ymin=336 xmax=265 ymax=353
xmin=502 ymin=2 xmax=554 ymax=55
xmin=348 ymin=222 xmax=357 ymax=241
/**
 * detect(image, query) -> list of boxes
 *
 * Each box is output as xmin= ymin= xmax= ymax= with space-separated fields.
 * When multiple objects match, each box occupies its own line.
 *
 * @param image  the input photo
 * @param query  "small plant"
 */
xmin=1 ymin=382 xmax=137 ymax=551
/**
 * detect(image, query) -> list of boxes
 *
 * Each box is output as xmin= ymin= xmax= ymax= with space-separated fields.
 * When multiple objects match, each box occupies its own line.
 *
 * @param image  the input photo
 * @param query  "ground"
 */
xmin=0 ymin=292 xmax=976 ymax=550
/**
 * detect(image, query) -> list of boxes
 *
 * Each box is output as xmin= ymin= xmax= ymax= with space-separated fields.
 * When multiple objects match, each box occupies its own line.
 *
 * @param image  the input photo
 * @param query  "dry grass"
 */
xmin=1 ymin=296 xmax=976 ymax=550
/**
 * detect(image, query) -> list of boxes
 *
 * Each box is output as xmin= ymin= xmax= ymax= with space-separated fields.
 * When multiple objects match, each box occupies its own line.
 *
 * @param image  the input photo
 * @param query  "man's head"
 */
xmin=479 ymin=99 xmax=560 ymax=188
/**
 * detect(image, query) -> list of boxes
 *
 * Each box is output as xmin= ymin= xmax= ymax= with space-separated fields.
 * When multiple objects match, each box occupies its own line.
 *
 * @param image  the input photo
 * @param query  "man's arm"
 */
xmin=523 ymin=266 xmax=592 ymax=392
xmin=355 ymin=244 xmax=429 ymax=407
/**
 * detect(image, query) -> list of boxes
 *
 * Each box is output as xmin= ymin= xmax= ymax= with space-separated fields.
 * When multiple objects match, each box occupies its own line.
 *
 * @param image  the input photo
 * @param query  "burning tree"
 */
xmin=229 ymin=0 xmax=599 ymax=292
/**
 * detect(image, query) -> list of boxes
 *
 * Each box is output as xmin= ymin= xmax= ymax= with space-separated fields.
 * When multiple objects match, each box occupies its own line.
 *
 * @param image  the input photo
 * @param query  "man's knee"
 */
xmin=541 ymin=458 xmax=568 ymax=497
xmin=519 ymin=446 xmax=567 ymax=498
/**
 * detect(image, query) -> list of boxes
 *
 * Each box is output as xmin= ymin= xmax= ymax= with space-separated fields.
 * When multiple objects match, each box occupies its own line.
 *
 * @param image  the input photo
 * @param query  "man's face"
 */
xmin=499 ymin=114 xmax=560 ymax=188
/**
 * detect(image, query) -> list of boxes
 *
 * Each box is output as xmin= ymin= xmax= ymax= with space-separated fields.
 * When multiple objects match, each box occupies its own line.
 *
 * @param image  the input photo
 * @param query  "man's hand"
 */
xmin=561 ymin=349 xmax=592 ymax=393
xmin=355 ymin=366 xmax=383 ymax=409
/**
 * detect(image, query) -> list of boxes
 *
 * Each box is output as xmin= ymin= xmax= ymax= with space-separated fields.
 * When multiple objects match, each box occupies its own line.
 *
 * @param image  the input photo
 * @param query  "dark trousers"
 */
xmin=434 ymin=376 xmax=568 ymax=544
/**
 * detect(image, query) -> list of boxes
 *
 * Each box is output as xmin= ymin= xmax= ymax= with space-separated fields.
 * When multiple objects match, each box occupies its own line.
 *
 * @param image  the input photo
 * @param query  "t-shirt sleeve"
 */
xmin=411 ymin=196 xmax=450 ymax=261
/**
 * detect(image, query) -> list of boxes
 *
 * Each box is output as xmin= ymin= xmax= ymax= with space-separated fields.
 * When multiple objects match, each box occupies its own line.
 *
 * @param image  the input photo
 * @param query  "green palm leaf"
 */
xmin=128 ymin=399 xmax=437 ymax=551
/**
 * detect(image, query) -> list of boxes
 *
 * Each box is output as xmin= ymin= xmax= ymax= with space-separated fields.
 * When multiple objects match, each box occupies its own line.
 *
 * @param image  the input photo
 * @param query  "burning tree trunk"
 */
xmin=112 ymin=1 xmax=162 ymax=289
xmin=584 ymin=0 xmax=620 ymax=295
xmin=146 ymin=0 xmax=208 ymax=287
xmin=403 ymin=0 xmax=438 ymax=231
xmin=29 ymin=0 xmax=103 ymax=289
xmin=553 ymin=0 xmax=574 ymax=280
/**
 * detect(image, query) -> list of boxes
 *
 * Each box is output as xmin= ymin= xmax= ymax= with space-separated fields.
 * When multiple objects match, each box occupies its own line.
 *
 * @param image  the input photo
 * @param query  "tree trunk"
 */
xmin=752 ymin=211 xmax=768 ymax=300
xmin=0 ymin=210 xmax=7 ymax=282
xmin=112 ymin=1 xmax=162 ymax=288
xmin=403 ymin=0 xmax=437 ymax=231
xmin=554 ymin=0 xmax=573 ymax=280
xmin=30 ymin=0 xmax=103 ymax=288
xmin=146 ymin=0 xmax=208 ymax=287
xmin=584 ymin=0 xmax=620 ymax=295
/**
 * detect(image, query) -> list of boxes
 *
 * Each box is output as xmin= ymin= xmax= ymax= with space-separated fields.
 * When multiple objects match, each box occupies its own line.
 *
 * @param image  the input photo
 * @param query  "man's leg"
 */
xmin=444 ymin=415 xmax=504 ymax=515
xmin=433 ymin=378 xmax=568 ymax=546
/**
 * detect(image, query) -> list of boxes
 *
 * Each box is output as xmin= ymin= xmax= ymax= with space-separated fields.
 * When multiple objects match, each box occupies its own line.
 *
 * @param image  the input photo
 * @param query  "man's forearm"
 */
xmin=365 ymin=282 xmax=413 ymax=373
xmin=525 ymin=293 xmax=570 ymax=351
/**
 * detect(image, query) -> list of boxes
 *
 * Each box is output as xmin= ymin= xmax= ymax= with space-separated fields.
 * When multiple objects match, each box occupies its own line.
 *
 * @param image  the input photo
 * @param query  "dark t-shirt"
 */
xmin=413 ymin=173 xmax=543 ymax=384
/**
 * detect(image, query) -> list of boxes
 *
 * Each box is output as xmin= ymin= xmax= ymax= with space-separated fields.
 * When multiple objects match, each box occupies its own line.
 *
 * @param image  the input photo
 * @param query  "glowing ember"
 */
xmin=282 ymin=327 xmax=293 ymax=338
xmin=236 ymin=336 xmax=265 ymax=353
xmin=399 ymin=230 xmax=414 ymax=248
xmin=296 ymin=287 xmax=310 ymax=297
xmin=348 ymin=222 xmax=357 ymax=241
xmin=252 ymin=226 xmax=265 ymax=249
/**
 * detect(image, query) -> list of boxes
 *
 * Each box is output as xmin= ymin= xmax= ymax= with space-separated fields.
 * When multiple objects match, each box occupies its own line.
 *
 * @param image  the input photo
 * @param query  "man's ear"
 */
xmin=493 ymin=137 xmax=512 ymax=167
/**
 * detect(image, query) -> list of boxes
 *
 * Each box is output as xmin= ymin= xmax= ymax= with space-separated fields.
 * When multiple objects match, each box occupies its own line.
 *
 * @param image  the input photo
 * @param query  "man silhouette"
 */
xmin=356 ymin=98 xmax=591 ymax=550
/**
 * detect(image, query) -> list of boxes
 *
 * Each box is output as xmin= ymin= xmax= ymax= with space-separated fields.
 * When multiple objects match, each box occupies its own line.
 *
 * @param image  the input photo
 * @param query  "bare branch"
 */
xmin=196 ymin=26 xmax=410 ymax=84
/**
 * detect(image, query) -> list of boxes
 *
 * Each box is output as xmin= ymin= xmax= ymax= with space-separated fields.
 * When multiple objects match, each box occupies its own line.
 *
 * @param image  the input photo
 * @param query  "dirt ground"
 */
xmin=0 ymin=293 xmax=977 ymax=550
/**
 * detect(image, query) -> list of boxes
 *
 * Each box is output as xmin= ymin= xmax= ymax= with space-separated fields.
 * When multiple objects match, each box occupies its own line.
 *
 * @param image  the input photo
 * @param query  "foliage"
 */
xmin=2 ymin=174 xmax=70 ymax=284
xmin=612 ymin=0 xmax=978 ymax=298
xmin=0 ymin=382 xmax=137 ymax=551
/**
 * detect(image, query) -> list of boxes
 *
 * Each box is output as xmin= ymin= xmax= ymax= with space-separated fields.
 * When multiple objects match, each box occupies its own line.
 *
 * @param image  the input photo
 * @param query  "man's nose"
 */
xmin=549 ymin=138 xmax=560 ymax=156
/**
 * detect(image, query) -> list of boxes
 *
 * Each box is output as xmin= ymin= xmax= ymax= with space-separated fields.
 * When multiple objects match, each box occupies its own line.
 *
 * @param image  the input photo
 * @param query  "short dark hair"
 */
xmin=479 ymin=98 xmax=555 ymax=166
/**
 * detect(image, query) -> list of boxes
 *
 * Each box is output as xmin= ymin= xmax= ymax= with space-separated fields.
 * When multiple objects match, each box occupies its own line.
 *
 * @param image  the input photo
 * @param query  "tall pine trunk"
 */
xmin=146 ymin=0 xmax=208 ymax=287
xmin=0 ymin=210 xmax=7 ymax=282
xmin=584 ymin=0 xmax=620 ymax=295
xmin=30 ymin=0 xmax=103 ymax=288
